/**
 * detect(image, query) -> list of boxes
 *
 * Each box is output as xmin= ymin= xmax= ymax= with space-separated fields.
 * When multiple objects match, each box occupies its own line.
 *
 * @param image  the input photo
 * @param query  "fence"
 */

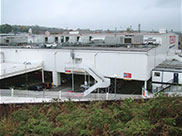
xmin=0 ymin=89 xmax=142 ymax=102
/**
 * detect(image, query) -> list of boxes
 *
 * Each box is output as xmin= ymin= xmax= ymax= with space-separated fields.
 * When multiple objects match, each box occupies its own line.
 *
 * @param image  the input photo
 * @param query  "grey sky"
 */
xmin=1 ymin=0 xmax=182 ymax=31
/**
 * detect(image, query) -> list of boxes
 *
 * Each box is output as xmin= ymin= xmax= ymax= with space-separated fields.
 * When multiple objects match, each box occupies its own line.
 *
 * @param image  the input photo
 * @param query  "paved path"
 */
xmin=0 ymin=89 xmax=143 ymax=104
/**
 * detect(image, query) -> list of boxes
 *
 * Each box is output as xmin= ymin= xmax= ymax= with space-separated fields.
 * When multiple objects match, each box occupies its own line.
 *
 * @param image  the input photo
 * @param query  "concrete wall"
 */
xmin=147 ymin=44 xmax=168 ymax=79
xmin=105 ymin=36 xmax=124 ymax=44
xmin=0 ymin=35 xmax=28 ymax=44
xmin=79 ymin=36 xmax=90 ymax=43
xmin=1 ymin=48 xmax=152 ymax=81
xmin=1 ymin=33 xmax=178 ymax=83
xmin=145 ymin=33 xmax=179 ymax=80
xmin=95 ymin=51 xmax=148 ymax=80
xmin=0 ymin=52 xmax=5 ymax=63
xmin=28 ymin=35 xmax=45 ymax=44
xmin=133 ymin=35 xmax=143 ymax=44
xmin=46 ymin=35 xmax=56 ymax=43
xmin=144 ymin=33 xmax=179 ymax=53
xmin=69 ymin=36 xmax=78 ymax=43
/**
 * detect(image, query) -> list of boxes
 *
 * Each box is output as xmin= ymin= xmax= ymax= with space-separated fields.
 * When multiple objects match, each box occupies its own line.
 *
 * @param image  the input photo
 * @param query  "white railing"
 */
xmin=0 ymin=62 xmax=43 ymax=79
xmin=0 ymin=89 xmax=142 ymax=103
xmin=152 ymin=79 xmax=174 ymax=93
xmin=64 ymin=62 xmax=110 ymax=96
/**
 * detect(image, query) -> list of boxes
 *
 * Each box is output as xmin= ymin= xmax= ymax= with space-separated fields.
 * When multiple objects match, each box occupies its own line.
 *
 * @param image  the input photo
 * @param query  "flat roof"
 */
xmin=153 ymin=60 xmax=182 ymax=72
xmin=0 ymin=32 xmax=176 ymax=38
xmin=0 ymin=45 xmax=156 ymax=52
xmin=59 ymin=46 xmax=154 ymax=52
xmin=59 ymin=32 xmax=167 ymax=37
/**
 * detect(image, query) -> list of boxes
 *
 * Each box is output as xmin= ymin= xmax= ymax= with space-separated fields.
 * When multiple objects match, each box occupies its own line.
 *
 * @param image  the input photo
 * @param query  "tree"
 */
xmin=0 ymin=24 xmax=12 ymax=33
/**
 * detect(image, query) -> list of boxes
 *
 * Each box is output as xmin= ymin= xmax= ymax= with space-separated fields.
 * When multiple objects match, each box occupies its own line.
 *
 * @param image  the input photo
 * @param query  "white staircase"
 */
xmin=65 ymin=63 xmax=110 ymax=97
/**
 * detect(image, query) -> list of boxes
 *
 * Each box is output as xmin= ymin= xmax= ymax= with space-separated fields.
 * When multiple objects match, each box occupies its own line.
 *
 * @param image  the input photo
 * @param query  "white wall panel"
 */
xmin=1 ymin=48 xmax=166 ymax=81
xmin=163 ymin=72 xmax=173 ymax=82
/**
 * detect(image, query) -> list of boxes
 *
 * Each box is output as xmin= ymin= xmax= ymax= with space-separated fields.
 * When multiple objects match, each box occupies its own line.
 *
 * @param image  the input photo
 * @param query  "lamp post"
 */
xmin=72 ymin=60 xmax=74 ymax=91
xmin=114 ymin=74 xmax=117 ymax=98
xmin=71 ymin=50 xmax=75 ymax=91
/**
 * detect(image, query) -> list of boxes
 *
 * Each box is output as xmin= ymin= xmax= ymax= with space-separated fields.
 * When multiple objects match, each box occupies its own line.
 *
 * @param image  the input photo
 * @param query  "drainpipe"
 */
xmin=53 ymin=51 xmax=58 ymax=86
xmin=41 ymin=61 xmax=45 ymax=83
xmin=94 ymin=52 xmax=98 ymax=68
xmin=94 ymin=52 xmax=98 ymax=93
xmin=0 ymin=52 xmax=5 ymax=63
xmin=54 ymin=51 xmax=58 ymax=71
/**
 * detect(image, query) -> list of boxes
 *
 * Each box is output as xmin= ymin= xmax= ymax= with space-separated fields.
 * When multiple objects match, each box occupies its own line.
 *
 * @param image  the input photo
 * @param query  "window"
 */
xmin=55 ymin=37 xmax=58 ymax=43
xmin=65 ymin=37 xmax=69 ymax=42
xmin=124 ymin=38 xmax=132 ymax=44
xmin=77 ymin=36 xmax=80 ymax=42
xmin=89 ymin=36 xmax=92 ymax=41
xmin=75 ymin=58 xmax=82 ymax=64
xmin=6 ymin=39 xmax=9 ymax=43
xmin=154 ymin=72 xmax=160 ymax=77
xmin=45 ymin=37 xmax=48 ymax=43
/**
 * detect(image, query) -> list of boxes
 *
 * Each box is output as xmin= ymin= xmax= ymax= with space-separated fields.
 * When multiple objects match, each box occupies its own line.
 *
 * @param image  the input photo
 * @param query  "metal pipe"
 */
xmin=72 ymin=59 xmax=74 ymax=91
xmin=42 ymin=69 xmax=45 ymax=83
xmin=0 ymin=52 xmax=5 ymax=63
xmin=84 ymin=71 xmax=87 ymax=91
xmin=115 ymin=77 xmax=116 ymax=97
xmin=54 ymin=51 xmax=57 ymax=71
xmin=41 ymin=61 xmax=45 ymax=83
xmin=94 ymin=52 xmax=98 ymax=68
xmin=114 ymin=74 xmax=117 ymax=97
xmin=88 ymin=75 xmax=90 ymax=87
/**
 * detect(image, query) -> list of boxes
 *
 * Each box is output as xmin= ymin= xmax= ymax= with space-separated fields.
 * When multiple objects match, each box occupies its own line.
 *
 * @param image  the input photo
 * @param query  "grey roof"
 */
xmin=153 ymin=60 xmax=182 ymax=72
xmin=0 ymin=45 xmax=156 ymax=52
xmin=60 ymin=46 xmax=153 ymax=52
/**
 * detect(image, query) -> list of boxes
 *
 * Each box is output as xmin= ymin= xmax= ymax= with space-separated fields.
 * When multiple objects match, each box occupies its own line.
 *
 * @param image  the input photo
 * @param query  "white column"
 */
xmin=144 ymin=80 xmax=147 ymax=90
xmin=11 ymin=88 xmax=14 ymax=97
xmin=42 ymin=69 xmax=45 ymax=83
xmin=52 ymin=71 xmax=61 ymax=86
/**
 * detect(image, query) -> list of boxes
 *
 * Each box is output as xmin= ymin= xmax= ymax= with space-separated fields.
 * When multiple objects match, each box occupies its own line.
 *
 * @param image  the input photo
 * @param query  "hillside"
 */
xmin=0 ymin=24 xmax=65 ymax=34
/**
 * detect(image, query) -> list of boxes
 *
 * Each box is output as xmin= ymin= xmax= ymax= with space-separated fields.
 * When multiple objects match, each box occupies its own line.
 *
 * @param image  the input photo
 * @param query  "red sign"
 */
xmin=124 ymin=73 xmax=132 ymax=78
xmin=65 ymin=70 xmax=71 ymax=73
xmin=169 ymin=36 xmax=176 ymax=44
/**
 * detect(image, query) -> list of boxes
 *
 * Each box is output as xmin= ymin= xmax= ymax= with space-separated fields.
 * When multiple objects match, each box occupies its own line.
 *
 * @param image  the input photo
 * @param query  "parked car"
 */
xmin=28 ymin=85 xmax=43 ymax=91
xmin=80 ymin=81 xmax=95 ymax=91
xmin=80 ymin=84 xmax=90 ymax=91
xmin=42 ymin=82 xmax=52 ymax=89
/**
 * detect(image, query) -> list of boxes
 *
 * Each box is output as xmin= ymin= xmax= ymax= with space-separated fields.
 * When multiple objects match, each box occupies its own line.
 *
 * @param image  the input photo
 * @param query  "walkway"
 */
xmin=0 ymin=89 xmax=142 ymax=104
xmin=0 ymin=62 xmax=43 ymax=80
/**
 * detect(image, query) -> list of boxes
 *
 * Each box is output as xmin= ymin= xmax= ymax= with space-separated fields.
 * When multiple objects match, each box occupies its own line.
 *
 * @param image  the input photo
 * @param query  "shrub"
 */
xmin=0 ymin=97 xmax=182 ymax=135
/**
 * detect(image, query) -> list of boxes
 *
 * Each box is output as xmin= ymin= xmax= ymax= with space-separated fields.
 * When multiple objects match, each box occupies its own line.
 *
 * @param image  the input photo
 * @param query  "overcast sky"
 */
xmin=1 ymin=0 xmax=182 ymax=31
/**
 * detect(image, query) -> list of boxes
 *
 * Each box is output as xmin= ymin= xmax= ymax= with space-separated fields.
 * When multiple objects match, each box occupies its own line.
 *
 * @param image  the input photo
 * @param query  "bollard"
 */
xmin=142 ymin=88 xmax=149 ymax=98
xmin=11 ymin=88 xmax=14 ymax=97
xmin=106 ymin=92 xmax=109 ymax=100
xmin=59 ymin=91 xmax=62 ymax=99
xmin=97 ymin=89 xmax=99 ymax=100
xmin=43 ymin=89 xmax=45 ymax=98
